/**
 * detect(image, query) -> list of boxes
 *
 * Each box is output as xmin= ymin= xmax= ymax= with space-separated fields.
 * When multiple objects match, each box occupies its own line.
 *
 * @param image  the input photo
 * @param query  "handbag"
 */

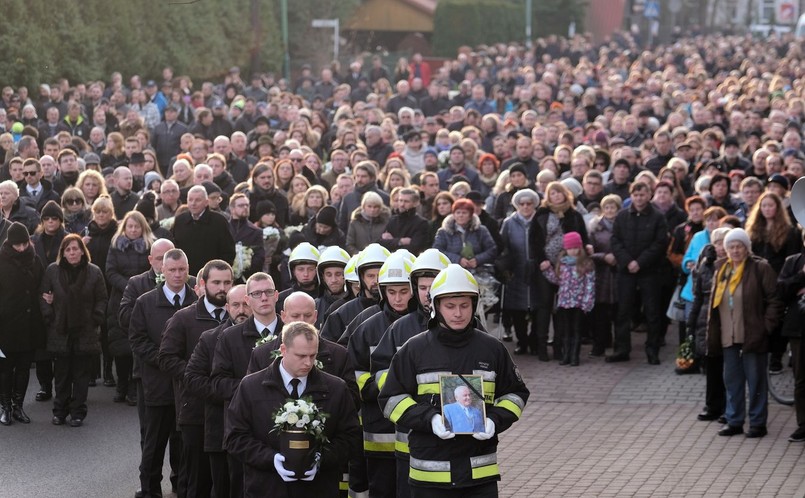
xmin=666 ymin=284 xmax=687 ymax=322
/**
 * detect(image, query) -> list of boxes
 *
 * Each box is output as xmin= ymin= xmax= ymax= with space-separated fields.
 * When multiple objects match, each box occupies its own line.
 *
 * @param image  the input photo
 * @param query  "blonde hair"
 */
xmin=112 ymin=211 xmax=155 ymax=247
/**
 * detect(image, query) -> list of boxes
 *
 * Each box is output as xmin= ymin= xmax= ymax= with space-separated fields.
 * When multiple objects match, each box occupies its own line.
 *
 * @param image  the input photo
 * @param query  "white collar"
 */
xmin=278 ymin=360 xmax=308 ymax=398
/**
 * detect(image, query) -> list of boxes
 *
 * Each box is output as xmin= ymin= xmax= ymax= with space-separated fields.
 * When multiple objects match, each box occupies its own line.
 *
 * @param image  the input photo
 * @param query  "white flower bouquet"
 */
xmin=271 ymin=396 xmax=329 ymax=445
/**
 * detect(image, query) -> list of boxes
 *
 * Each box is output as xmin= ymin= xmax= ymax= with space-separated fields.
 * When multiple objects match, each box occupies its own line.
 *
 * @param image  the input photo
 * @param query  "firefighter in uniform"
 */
xmin=348 ymin=252 xmax=417 ymax=497
xmin=320 ymin=243 xmax=389 ymax=343
xmin=378 ymin=264 xmax=529 ymax=498
xmin=372 ymin=248 xmax=450 ymax=498
xmin=276 ymin=242 xmax=321 ymax=313
xmin=319 ymin=255 xmax=360 ymax=327
xmin=314 ymin=246 xmax=350 ymax=328
xmin=337 ymin=249 xmax=415 ymax=347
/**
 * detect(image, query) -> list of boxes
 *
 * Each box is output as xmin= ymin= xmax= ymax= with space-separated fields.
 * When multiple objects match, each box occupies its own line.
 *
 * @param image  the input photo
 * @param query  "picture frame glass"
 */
xmin=439 ymin=374 xmax=486 ymax=435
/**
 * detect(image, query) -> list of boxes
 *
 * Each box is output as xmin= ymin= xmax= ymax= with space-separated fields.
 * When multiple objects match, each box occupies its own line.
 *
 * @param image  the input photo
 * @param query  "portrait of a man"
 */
xmin=443 ymin=384 xmax=485 ymax=433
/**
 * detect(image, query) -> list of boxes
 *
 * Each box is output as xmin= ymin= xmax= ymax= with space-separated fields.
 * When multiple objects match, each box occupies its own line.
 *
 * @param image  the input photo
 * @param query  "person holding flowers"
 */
xmin=224 ymin=321 xmax=361 ymax=497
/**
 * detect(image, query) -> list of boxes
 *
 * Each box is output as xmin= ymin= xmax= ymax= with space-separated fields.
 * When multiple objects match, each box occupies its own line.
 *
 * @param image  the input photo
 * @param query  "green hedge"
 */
xmin=432 ymin=0 xmax=586 ymax=57
xmin=433 ymin=0 xmax=525 ymax=57
xmin=0 ymin=0 xmax=282 ymax=88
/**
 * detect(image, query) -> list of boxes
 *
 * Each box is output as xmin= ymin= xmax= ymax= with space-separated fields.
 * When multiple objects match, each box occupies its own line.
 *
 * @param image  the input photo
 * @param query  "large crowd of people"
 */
xmin=0 ymin=27 xmax=805 ymax=497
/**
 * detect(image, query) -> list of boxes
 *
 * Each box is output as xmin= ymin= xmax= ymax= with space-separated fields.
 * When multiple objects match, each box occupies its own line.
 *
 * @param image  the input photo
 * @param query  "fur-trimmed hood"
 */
xmin=441 ymin=213 xmax=482 ymax=234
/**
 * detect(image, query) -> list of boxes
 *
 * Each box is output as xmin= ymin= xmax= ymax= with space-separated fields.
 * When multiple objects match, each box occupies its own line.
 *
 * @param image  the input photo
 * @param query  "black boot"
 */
xmin=11 ymin=395 xmax=30 ymax=424
xmin=0 ymin=396 xmax=13 ymax=426
xmin=570 ymin=334 xmax=581 ymax=366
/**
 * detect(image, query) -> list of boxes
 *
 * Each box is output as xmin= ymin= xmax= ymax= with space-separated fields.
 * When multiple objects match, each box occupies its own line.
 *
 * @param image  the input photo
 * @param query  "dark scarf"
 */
xmin=58 ymin=257 xmax=89 ymax=330
xmin=0 ymin=240 xmax=35 ymax=268
xmin=432 ymin=321 xmax=475 ymax=348
xmin=114 ymin=235 xmax=148 ymax=253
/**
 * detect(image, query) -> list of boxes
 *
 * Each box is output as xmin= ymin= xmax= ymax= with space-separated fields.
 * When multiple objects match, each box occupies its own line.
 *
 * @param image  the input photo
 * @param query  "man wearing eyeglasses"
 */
xmin=578 ymin=170 xmax=605 ymax=209
xmin=17 ymin=158 xmax=61 ymax=213
xmin=211 ymin=272 xmax=284 ymax=496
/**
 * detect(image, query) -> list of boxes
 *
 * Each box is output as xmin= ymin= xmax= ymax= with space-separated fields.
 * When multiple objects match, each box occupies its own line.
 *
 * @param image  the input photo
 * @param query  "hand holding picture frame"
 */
xmin=440 ymin=374 xmax=486 ymax=435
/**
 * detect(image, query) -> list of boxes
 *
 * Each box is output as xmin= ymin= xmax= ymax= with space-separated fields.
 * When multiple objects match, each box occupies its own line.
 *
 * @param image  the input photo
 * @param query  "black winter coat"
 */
xmin=128 ymin=284 xmax=197 ymax=406
xmin=185 ymin=320 xmax=232 ymax=452
xmin=529 ymin=206 xmax=589 ymax=264
xmin=211 ymin=316 xmax=284 ymax=404
xmin=158 ymin=298 xmax=223 ymax=426
xmin=377 ymin=208 xmax=431 ymax=255
xmin=777 ymin=251 xmax=805 ymax=339
xmin=224 ymin=359 xmax=361 ymax=498
xmin=610 ymin=203 xmax=669 ymax=273
xmin=84 ymin=220 xmax=118 ymax=280
xmin=32 ymin=228 xmax=67 ymax=266
xmin=106 ymin=238 xmax=150 ymax=356
xmin=229 ymin=218 xmax=266 ymax=282
xmin=172 ymin=208 xmax=236 ymax=275
xmin=40 ymin=260 xmax=108 ymax=356
xmin=0 ymin=244 xmax=45 ymax=353
xmin=16 ymin=179 xmax=61 ymax=213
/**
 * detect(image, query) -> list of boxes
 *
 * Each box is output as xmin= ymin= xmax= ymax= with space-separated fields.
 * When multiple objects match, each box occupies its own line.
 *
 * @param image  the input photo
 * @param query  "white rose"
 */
xmin=301 ymin=415 xmax=310 ymax=425
xmin=311 ymin=420 xmax=320 ymax=427
xmin=284 ymin=402 xmax=296 ymax=411
xmin=295 ymin=420 xmax=305 ymax=428
xmin=286 ymin=412 xmax=299 ymax=425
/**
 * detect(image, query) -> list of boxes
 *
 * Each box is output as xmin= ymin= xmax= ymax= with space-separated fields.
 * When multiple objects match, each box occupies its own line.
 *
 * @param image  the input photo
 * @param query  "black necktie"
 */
xmin=213 ymin=308 xmax=223 ymax=322
xmin=31 ymin=190 xmax=37 ymax=197
xmin=289 ymin=378 xmax=300 ymax=399
xmin=261 ymin=327 xmax=270 ymax=338
xmin=173 ymin=294 xmax=181 ymax=309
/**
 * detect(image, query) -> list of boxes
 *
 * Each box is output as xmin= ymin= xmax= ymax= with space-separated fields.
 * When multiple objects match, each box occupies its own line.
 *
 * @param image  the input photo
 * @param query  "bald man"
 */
xmin=247 ymin=292 xmax=358 ymax=406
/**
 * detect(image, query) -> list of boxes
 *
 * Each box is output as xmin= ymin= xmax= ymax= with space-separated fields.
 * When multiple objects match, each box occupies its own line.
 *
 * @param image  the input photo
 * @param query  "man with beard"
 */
xmin=379 ymin=188 xmax=430 ymax=254
xmin=129 ymin=249 xmax=198 ymax=498
xmin=184 ymin=285 xmax=251 ymax=498
xmin=314 ymin=246 xmax=350 ymax=328
xmin=337 ymin=162 xmax=389 ymax=233
xmin=371 ymin=249 xmax=449 ymax=498
xmin=320 ymin=243 xmax=389 ymax=343
xmin=111 ymin=166 xmax=141 ymax=220
xmin=159 ymin=260 xmax=234 ymax=498
xmin=212 ymin=272 xmax=283 ymax=498
xmin=276 ymin=242 xmax=321 ymax=313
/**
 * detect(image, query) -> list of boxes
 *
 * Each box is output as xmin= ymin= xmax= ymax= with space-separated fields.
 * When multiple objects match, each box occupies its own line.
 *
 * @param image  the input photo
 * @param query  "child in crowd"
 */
xmin=541 ymin=231 xmax=596 ymax=366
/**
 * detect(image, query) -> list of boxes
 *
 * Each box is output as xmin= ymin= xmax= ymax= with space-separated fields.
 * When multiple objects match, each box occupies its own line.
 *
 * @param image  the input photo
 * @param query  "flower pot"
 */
xmin=279 ymin=430 xmax=315 ymax=478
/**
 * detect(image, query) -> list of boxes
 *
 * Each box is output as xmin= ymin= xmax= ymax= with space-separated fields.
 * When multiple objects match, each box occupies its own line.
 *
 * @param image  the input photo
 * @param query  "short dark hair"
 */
xmin=200 ymin=259 xmax=233 ymax=282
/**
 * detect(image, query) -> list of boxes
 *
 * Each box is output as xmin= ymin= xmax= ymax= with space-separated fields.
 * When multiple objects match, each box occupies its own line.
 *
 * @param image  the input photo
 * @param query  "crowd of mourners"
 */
xmin=1 ymin=27 xmax=805 ymax=497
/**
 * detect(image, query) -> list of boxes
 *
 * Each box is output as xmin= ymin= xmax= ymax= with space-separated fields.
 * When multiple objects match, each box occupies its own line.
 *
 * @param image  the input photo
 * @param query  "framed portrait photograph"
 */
xmin=439 ymin=374 xmax=486 ymax=434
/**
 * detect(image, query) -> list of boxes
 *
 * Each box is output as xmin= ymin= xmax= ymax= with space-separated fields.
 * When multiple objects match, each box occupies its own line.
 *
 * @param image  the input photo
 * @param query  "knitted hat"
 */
xmin=40 ymin=200 xmax=64 ymax=222
xmin=315 ymin=205 xmax=338 ymax=228
xmin=723 ymin=228 xmax=751 ymax=251
xmin=6 ymin=221 xmax=29 ymax=245
xmin=144 ymin=171 xmax=162 ymax=191
xmin=255 ymin=200 xmax=276 ymax=219
xmin=202 ymin=181 xmax=222 ymax=196
xmin=508 ymin=163 xmax=527 ymax=177
xmin=563 ymin=231 xmax=583 ymax=250
xmin=560 ymin=177 xmax=583 ymax=198
xmin=465 ymin=191 xmax=484 ymax=204
xmin=135 ymin=192 xmax=157 ymax=222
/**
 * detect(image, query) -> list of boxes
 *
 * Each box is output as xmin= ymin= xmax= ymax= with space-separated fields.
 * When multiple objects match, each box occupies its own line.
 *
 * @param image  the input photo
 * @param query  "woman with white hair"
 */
xmin=706 ymin=228 xmax=783 ymax=438
xmin=499 ymin=188 xmax=540 ymax=353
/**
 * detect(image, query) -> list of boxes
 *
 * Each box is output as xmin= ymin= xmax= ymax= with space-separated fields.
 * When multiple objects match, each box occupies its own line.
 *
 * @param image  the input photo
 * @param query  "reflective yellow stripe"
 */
xmin=394 ymin=440 xmax=410 ymax=453
xmin=482 ymin=381 xmax=496 ymax=403
xmin=364 ymin=440 xmax=396 ymax=452
xmin=376 ymin=370 xmax=388 ymax=390
xmin=339 ymin=481 xmax=349 ymax=491
xmin=356 ymin=371 xmax=371 ymax=392
xmin=471 ymin=463 xmax=500 ymax=480
xmin=388 ymin=396 xmax=416 ymax=423
xmin=409 ymin=468 xmax=451 ymax=484
xmin=495 ymin=399 xmax=522 ymax=418
xmin=416 ymin=382 xmax=439 ymax=395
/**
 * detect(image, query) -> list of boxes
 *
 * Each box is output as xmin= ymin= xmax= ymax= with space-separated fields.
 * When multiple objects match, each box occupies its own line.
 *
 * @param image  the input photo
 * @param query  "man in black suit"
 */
xmin=211 ymin=272 xmax=283 ymax=497
xmin=172 ymin=185 xmax=236 ymax=275
xmin=158 ymin=260 xmax=234 ymax=498
xmin=129 ymin=248 xmax=197 ymax=498
xmin=184 ymin=284 xmax=251 ymax=498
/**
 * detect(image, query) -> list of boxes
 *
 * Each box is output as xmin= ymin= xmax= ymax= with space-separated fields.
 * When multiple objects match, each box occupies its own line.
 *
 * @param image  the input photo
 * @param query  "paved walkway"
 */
xmin=497 ymin=329 xmax=805 ymax=497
